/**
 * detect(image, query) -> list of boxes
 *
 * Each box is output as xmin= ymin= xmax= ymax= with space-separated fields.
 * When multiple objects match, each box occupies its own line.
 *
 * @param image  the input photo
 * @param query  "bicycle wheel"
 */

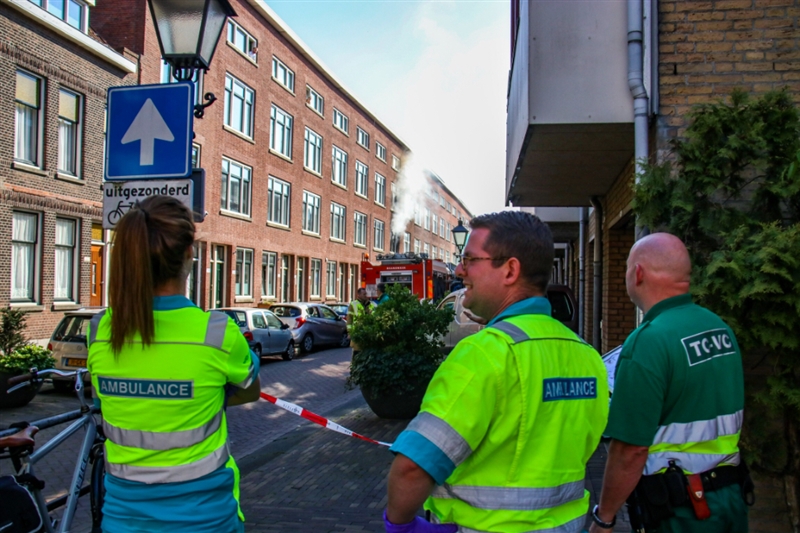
xmin=89 ymin=443 xmax=105 ymax=533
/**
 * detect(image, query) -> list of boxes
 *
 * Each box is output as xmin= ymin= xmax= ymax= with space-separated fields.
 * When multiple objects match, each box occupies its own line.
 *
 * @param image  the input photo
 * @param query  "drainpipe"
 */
xmin=590 ymin=197 xmax=603 ymax=352
xmin=578 ymin=207 xmax=587 ymax=338
xmin=628 ymin=0 xmax=650 ymax=240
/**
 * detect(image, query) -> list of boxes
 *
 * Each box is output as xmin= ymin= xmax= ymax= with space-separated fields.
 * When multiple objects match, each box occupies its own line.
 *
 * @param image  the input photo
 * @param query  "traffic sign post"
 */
xmin=105 ymin=82 xmax=194 ymax=181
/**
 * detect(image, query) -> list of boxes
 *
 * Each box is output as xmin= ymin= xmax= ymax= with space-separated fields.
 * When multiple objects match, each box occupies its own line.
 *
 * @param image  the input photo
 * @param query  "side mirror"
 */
xmin=281 ymin=323 xmax=289 ymax=330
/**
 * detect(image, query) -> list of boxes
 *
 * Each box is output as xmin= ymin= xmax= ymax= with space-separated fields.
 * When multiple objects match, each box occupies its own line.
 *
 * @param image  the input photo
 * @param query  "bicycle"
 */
xmin=0 ymin=368 xmax=105 ymax=533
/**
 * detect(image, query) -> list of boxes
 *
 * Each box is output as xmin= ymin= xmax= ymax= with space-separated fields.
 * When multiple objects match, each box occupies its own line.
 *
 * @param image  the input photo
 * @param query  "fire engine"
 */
xmin=361 ymin=253 xmax=453 ymax=301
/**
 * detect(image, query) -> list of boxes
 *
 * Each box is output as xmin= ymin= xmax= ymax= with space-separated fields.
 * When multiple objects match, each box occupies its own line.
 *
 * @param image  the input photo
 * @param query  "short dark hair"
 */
xmin=357 ymin=287 xmax=367 ymax=296
xmin=469 ymin=211 xmax=553 ymax=292
xmin=377 ymin=282 xmax=386 ymax=294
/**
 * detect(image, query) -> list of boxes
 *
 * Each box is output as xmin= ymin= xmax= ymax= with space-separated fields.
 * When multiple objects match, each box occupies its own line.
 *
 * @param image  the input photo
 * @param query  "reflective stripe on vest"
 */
xmin=406 ymin=412 xmax=473 ymax=467
xmin=205 ymin=312 xmax=229 ymax=349
xmin=89 ymin=310 xmax=106 ymax=345
xmin=432 ymin=513 xmax=584 ymax=533
xmin=653 ymin=410 xmax=742 ymax=445
xmin=105 ymin=442 xmax=230 ymax=484
xmin=430 ymin=480 xmax=585 ymax=511
xmin=235 ymin=363 xmax=257 ymax=389
xmin=489 ymin=321 xmax=589 ymax=347
xmin=103 ymin=409 xmax=224 ymax=451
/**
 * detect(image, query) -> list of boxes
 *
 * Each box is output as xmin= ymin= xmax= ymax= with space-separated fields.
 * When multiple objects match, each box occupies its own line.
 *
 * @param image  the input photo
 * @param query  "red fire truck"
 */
xmin=361 ymin=253 xmax=453 ymax=301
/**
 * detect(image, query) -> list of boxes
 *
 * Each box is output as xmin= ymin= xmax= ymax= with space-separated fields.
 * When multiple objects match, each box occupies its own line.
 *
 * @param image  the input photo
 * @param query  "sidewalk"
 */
xmin=240 ymin=394 xmax=631 ymax=532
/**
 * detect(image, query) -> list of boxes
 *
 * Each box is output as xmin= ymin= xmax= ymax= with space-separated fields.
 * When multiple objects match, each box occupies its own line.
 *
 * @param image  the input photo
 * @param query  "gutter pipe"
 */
xmin=628 ymin=0 xmax=650 ymax=240
xmin=578 ymin=207 xmax=587 ymax=338
xmin=590 ymin=197 xmax=603 ymax=352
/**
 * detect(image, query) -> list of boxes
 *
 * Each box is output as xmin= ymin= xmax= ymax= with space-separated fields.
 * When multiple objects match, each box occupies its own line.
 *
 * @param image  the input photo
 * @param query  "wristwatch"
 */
xmin=591 ymin=505 xmax=616 ymax=529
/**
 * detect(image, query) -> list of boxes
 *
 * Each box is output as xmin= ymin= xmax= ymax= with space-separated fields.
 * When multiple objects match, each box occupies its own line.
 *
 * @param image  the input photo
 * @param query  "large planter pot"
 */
xmin=0 ymin=370 xmax=40 ymax=409
xmin=361 ymin=382 xmax=428 ymax=420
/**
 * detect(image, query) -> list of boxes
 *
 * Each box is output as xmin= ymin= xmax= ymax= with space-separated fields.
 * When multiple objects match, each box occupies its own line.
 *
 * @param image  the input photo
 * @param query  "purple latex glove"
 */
xmin=383 ymin=510 xmax=458 ymax=533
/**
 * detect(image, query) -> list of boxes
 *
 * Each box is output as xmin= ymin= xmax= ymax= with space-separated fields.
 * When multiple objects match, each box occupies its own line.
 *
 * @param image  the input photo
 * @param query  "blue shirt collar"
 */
xmin=486 ymin=296 xmax=551 ymax=327
xmin=153 ymin=295 xmax=196 ymax=311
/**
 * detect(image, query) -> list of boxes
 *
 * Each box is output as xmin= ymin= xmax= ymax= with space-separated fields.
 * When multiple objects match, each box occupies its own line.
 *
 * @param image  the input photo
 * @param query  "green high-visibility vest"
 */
xmin=416 ymin=314 xmax=609 ymax=533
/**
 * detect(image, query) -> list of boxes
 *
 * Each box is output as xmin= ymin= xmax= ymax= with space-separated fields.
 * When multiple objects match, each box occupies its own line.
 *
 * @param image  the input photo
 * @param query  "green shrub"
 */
xmin=0 ymin=344 xmax=55 ymax=374
xmin=347 ymin=284 xmax=454 ymax=397
xmin=0 ymin=307 xmax=29 ymax=356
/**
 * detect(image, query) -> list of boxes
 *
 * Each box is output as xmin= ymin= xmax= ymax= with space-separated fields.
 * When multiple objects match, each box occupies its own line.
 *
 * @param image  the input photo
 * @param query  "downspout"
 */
xmin=578 ymin=207 xmax=587 ymax=338
xmin=590 ymin=197 xmax=603 ymax=352
xmin=628 ymin=0 xmax=650 ymax=240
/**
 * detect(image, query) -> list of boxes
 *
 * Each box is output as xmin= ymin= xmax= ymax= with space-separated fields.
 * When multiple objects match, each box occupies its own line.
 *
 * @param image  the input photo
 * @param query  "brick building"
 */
xmin=92 ymin=0 xmax=416 ymax=311
xmin=506 ymin=1 xmax=800 ymax=530
xmin=0 ymin=0 xmax=136 ymax=340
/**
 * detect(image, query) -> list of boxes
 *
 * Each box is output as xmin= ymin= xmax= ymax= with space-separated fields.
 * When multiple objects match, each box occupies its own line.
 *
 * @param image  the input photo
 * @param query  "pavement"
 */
xmin=1 ymin=346 xmax=631 ymax=532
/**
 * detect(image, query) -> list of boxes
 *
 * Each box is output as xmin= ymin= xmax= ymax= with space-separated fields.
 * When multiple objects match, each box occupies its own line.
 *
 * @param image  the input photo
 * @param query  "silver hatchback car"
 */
xmin=218 ymin=307 xmax=295 ymax=361
xmin=269 ymin=303 xmax=349 ymax=353
xmin=49 ymin=308 xmax=104 ymax=393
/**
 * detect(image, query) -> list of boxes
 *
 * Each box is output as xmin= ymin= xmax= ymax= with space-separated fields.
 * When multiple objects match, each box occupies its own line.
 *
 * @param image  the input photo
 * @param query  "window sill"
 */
xmin=354 ymin=243 xmax=366 ymax=249
xmin=306 ymin=104 xmax=324 ymax=119
xmin=223 ymin=125 xmax=255 ymax=144
xmin=272 ymin=77 xmax=295 ymax=97
xmin=302 ymin=230 xmax=321 ymax=239
xmin=373 ymin=248 xmax=385 ymax=253
xmin=269 ymin=149 xmax=293 ymax=163
xmin=52 ymin=302 xmax=82 ymax=311
xmin=377 ymin=157 xmax=386 ymax=164
xmin=10 ymin=302 xmax=44 ymax=312
xmin=330 ymin=238 xmax=346 ymax=245
xmin=226 ymin=41 xmax=258 ymax=66
xmin=12 ymin=161 xmax=48 ymax=177
xmin=234 ymin=296 xmax=254 ymax=303
xmin=309 ymin=296 xmax=322 ymax=301
xmin=55 ymin=172 xmax=84 ymax=184
xmin=355 ymin=192 xmax=369 ymax=200
xmin=304 ymin=167 xmax=322 ymax=178
xmin=331 ymin=181 xmax=347 ymax=191
xmin=357 ymin=143 xmax=370 ymax=152
xmin=220 ymin=209 xmax=252 ymax=222
xmin=267 ymin=221 xmax=291 ymax=231
xmin=333 ymin=125 xmax=349 ymax=137
xmin=374 ymin=202 xmax=386 ymax=209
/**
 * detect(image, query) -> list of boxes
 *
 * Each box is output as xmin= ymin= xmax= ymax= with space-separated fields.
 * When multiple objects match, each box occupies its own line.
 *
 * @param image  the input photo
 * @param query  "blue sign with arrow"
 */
xmin=105 ymin=82 xmax=193 ymax=181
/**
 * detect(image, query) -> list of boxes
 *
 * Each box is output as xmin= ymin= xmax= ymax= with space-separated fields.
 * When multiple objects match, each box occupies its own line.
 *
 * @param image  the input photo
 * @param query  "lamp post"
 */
xmin=147 ymin=0 xmax=236 ymax=118
xmin=451 ymin=219 xmax=469 ymax=256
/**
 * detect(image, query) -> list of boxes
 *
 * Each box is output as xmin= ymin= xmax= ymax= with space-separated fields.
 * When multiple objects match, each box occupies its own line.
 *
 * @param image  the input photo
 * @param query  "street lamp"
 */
xmin=451 ymin=219 xmax=469 ymax=255
xmin=147 ymin=0 xmax=236 ymax=117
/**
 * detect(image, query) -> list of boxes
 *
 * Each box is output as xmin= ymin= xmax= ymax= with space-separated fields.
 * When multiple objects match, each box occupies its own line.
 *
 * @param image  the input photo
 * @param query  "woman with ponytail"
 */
xmin=87 ymin=195 xmax=260 ymax=533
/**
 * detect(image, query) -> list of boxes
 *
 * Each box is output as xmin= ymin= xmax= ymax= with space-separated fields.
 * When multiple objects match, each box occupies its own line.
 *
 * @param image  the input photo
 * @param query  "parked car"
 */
xmin=436 ymin=285 xmax=579 ymax=354
xmin=328 ymin=303 xmax=349 ymax=319
xmin=269 ymin=303 xmax=349 ymax=353
xmin=218 ymin=308 xmax=295 ymax=361
xmin=49 ymin=308 xmax=104 ymax=393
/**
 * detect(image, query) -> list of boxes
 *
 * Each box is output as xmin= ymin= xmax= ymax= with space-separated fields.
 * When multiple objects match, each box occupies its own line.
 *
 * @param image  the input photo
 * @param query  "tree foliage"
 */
xmin=0 ymin=307 xmax=30 ymax=357
xmin=633 ymin=89 xmax=800 ymax=524
xmin=347 ymin=284 xmax=454 ymax=397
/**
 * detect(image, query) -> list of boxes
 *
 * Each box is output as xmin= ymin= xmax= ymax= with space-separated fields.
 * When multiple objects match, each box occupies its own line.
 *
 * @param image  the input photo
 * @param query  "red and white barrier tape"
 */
xmin=260 ymin=392 xmax=392 ymax=447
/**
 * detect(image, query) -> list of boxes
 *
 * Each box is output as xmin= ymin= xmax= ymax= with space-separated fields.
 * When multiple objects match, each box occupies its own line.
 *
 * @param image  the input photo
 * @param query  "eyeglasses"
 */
xmin=457 ymin=255 xmax=509 ymax=271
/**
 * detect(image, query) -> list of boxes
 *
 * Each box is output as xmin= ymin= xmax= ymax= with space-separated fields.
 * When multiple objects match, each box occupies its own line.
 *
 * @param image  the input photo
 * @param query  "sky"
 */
xmin=266 ymin=0 xmax=511 ymax=219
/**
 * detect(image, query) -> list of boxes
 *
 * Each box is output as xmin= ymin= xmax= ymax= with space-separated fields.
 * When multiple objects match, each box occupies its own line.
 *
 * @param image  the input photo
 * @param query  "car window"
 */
xmin=271 ymin=306 xmax=300 ymax=318
xmin=264 ymin=311 xmax=283 ymax=329
xmin=319 ymin=306 xmax=337 ymax=319
xmin=438 ymin=294 xmax=456 ymax=312
xmin=251 ymin=312 xmax=267 ymax=329
xmin=222 ymin=310 xmax=248 ymax=327
xmin=548 ymin=291 xmax=573 ymax=323
xmin=306 ymin=307 xmax=320 ymax=318
xmin=52 ymin=315 xmax=91 ymax=343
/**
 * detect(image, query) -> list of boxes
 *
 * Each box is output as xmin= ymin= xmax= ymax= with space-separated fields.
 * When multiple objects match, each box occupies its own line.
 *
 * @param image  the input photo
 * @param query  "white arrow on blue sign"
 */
xmin=105 ymin=82 xmax=193 ymax=181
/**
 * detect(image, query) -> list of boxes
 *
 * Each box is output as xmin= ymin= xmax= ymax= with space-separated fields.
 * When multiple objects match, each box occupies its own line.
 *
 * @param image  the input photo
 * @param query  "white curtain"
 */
xmin=54 ymin=219 xmax=75 ymax=300
xmin=11 ymin=213 xmax=37 ymax=300
xmin=15 ymin=104 xmax=36 ymax=164
xmin=58 ymin=120 xmax=76 ymax=174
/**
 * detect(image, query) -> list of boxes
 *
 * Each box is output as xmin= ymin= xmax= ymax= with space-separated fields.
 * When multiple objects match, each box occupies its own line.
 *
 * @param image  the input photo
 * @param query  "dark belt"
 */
xmin=698 ymin=463 xmax=745 ymax=493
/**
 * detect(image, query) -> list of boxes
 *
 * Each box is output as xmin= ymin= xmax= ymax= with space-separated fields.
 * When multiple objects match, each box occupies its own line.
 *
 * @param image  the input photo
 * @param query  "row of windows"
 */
xmin=298 ymin=191 xmax=386 ymax=250
xmin=413 ymin=205 xmax=455 ymax=242
xmin=14 ymin=70 xmax=83 ymax=177
xmin=28 ymin=0 xmax=88 ymax=32
xmin=400 ymin=233 xmax=453 ymax=263
xmin=252 ymin=251 xmax=358 ymax=301
xmin=11 ymin=211 xmax=79 ymax=303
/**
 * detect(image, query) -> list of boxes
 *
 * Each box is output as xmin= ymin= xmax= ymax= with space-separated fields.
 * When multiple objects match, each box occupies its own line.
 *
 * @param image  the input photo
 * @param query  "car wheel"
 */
xmin=302 ymin=334 xmax=314 ymax=353
xmin=253 ymin=344 xmax=262 ymax=358
xmin=282 ymin=342 xmax=295 ymax=361
xmin=340 ymin=332 xmax=350 ymax=348
xmin=53 ymin=380 xmax=73 ymax=394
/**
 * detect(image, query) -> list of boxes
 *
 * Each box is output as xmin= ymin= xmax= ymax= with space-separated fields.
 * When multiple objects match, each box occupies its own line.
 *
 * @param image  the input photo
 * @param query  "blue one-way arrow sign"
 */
xmin=105 ymin=83 xmax=193 ymax=181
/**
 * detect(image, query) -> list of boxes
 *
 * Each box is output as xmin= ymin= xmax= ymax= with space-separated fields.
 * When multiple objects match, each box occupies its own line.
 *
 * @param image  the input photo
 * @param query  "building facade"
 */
xmin=0 ymin=0 xmax=136 ymax=340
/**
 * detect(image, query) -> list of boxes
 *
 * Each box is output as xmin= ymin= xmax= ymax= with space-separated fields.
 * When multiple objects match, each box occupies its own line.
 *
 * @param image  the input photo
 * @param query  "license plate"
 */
xmin=64 ymin=358 xmax=87 ymax=368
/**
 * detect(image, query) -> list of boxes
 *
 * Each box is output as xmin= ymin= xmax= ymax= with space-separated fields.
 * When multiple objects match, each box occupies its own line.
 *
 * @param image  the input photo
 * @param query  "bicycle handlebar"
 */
xmin=7 ymin=368 xmax=83 ymax=387
xmin=7 ymin=372 xmax=34 ymax=386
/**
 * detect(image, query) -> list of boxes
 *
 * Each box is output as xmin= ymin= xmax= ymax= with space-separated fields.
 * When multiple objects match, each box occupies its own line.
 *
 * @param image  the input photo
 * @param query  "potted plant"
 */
xmin=347 ymin=284 xmax=453 ymax=419
xmin=0 ymin=308 xmax=55 ymax=408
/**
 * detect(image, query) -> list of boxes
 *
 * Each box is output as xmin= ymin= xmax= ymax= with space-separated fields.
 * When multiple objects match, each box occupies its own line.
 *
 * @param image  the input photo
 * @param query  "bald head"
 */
xmin=626 ymin=233 xmax=692 ymax=312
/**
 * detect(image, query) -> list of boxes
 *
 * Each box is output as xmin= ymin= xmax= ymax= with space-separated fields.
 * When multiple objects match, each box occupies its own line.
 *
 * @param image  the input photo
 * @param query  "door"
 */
xmin=280 ymin=255 xmax=291 ymax=302
xmin=250 ymin=311 xmax=271 ymax=354
xmin=90 ymin=245 xmax=103 ymax=306
xmin=296 ymin=257 xmax=306 ymax=302
xmin=210 ymin=245 xmax=226 ymax=309
xmin=265 ymin=311 xmax=290 ymax=353
xmin=318 ymin=305 xmax=343 ymax=343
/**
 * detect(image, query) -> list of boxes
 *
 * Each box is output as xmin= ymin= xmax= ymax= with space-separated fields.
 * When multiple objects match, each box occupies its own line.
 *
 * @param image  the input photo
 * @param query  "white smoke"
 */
xmin=392 ymin=153 xmax=432 ymax=236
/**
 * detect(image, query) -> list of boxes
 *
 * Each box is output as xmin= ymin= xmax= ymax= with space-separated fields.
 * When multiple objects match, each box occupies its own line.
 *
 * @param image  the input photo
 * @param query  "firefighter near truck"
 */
xmin=361 ymin=253 xmax=453 ymax=302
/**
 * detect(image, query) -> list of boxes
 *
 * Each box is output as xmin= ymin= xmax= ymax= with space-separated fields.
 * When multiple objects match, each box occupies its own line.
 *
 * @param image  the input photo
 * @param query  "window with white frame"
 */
xmin=356 ymin=127 xmax=369 ymax=149
xmin=227 ymin=20 xmax=258 ymax=61
xmin=330 ymin=202 xmax=346 ymax=241
xmin=160 ymin=60 xmax=203 ymax=105
xmin=392 ymin=154 xmax=400 ymax=171
xmin=15 ymin=71 xmax=42 ymax=167
xmin=374 ymin=173 xmax=386 ymax=206
xmin=333 ymin=108 xmax=348 ymax=134
xmin=404 ymin=232 xmax=410 ymax=253
xmin=376 ymin=142 xmax=386 ymax=162
xmin=30 ymin=0 xmax=88 ymax=31
xmin=224 ymin=74 xmax=254 ymax=138
xmin=220 ymin=158 xmax=252 ymax=216
xmin=58 ymin=89 xmax=81 ymax=176
xmin=54 ymin=218 xmax=77 ymax=301
xmin=414 ymin=238 xmax=420 ymax=254
xmin=354 ymin=212 xmax=367 ymax=246
xmin=414 ymin=206 xmax=421 ymax=226
xmin=262 ymin=251 xmax=277 ymax=298
xmin=310 ymin=259 xmax=322 ymax=297
xmin=440 ymin=219 xmax=446 ymax=238
xmin=11 ymin=211 xmax=39 ymax=302
xmin=373 ymin=219 xmax=385 ymax=251
xmin=424 ymin=208 xmax=430 ymax=230
xmin=235 ymin=248 xmax=253 ymax=297
xmin=302 ymin=191 xmax=321 ymax=234
xmin=267 ymin=176 xmax=291 ymax=226
xmin=304 ymin=127 xmax=322 ymax=174
xmin=424 ymin=242 xmax=430 ymax=256
xmin=390 ymin=233 xmax=400 ymax=253
xmin=272 ymin=56 xmax=295 ymax=92
xmin=355 ymin=161 xmax=368 ymax=197
xmin=446 ymin=222 xmax=451 ymax=241
xmin=431 ymin=214 xmax=437 ymax=235
xmin=192 ymin=144 xmax=201 ymax=168
xmin=270 ymin=104 xmax=293 ymax=158
xmin=332 ymin=146 xmax=347 ymax=187
xmin=326 ymin=261 xmax=337 ymax=297
xmin=306 ymin=85 xmax=324 ymax=115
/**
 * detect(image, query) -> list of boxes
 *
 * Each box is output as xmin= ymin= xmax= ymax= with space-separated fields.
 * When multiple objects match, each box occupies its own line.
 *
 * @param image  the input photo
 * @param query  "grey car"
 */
xmin=219 ymin=308 xmax=295 ymax=361
xmin=49 ymin=308 xmax=104 ymax=393
xmin=269 ymin=303 xmax=349 ymax=353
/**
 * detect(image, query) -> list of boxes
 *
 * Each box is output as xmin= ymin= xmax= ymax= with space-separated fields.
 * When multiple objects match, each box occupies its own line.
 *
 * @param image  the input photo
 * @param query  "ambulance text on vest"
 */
xmin=98 ymin=377 xmax=194 ymax=399
xmin=542 ymin=378 xmax=597 ymax=402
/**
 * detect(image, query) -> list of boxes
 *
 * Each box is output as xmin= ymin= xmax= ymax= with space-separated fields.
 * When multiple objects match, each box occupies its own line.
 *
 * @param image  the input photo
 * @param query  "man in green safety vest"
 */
xmin=589 ymin=233 xmax=751 ymax=533
xmin=384 ymin=211 xmax=609 ymax=533
xmin=347 ymin=288 xmax=375 ymax=353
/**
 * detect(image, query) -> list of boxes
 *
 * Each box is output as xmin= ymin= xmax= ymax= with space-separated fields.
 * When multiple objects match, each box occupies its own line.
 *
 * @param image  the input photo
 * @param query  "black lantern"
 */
xmin=148 ymin=0 xmax=236 ymax=75
xmin=451 ymin=219 xmax=469 ymax=255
